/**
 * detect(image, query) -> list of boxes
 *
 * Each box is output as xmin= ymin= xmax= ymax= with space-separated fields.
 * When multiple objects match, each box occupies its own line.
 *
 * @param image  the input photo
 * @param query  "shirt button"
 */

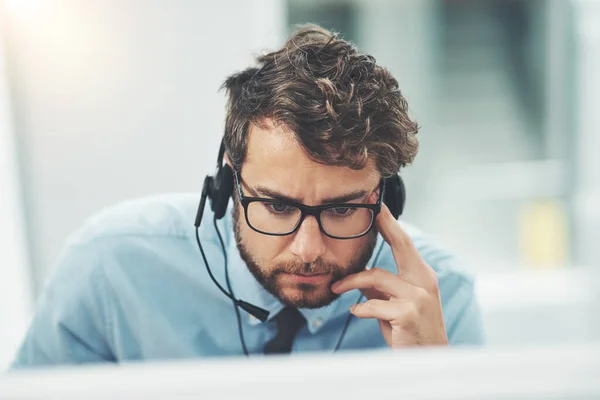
xmin=248 ymin=314 xmax=259 ymax=323
xmin=312 ymin=318 xmax=323 ymax=329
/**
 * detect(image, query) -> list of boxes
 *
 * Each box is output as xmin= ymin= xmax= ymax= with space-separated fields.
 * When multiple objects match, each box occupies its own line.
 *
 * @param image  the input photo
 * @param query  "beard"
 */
xmin=233 ymin=202 xmax=378 ymax=309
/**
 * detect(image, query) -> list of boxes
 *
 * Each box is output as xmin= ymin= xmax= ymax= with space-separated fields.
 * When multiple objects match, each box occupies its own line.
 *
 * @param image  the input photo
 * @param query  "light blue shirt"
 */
xmin=11 ymin=193 xmax=484 ymax=368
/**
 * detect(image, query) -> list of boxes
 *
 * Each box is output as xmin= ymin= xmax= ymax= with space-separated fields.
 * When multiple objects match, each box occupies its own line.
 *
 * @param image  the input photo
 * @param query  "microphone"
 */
xmin=194 ymin=193 xmax=270 ymax=322
xmin=236 ymin=300 xmax=270 ymax=322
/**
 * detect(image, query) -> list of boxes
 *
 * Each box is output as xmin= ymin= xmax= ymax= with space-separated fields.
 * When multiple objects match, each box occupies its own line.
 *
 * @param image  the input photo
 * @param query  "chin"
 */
xmin=277 ymin=285 xmax=340 ymax=309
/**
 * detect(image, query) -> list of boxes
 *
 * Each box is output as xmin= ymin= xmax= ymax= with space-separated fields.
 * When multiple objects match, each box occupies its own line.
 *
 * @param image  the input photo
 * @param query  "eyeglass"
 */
xmin=233 ymin=171 xmax=384 ymax=240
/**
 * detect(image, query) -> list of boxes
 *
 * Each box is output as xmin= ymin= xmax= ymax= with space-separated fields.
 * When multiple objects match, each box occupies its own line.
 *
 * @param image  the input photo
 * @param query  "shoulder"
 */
xmin=42 ymin=192 xmax=224 ymax=314
xmin=378 ymin=220 xmax=474 ymax=282
xmin=70 ymin=193 xmax=202 ymax=245
xmin=374 ymin=220 xmax=484 ymax=344
xmin=403 ymin=221 xmax=474 ymax=286
xmin=46 ymin=192 xmax=220 ymax=286
xmin=375 ymin=220 xmax=476 ymax=303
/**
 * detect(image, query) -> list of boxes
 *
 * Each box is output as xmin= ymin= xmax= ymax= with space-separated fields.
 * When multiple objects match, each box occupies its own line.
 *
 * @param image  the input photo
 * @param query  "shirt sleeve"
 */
xmin=442 ymin=277 xmax=486 ymax=346
xmin=9 ymin=237 xmax=115 ymax=369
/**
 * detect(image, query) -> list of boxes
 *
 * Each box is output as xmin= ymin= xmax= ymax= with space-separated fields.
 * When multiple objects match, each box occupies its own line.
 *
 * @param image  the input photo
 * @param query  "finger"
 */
xmin=375 ymin=204 xmax=428 ymax=284
xmin=331 ymin=268 xmax=414 ymax=299
xmin=375 ymin=203 xmax=419 ymax=265
xmin=359 ymin=287 xmax=391 ymax=301
xmin=349 ymin=299 xmax=403 ymax=321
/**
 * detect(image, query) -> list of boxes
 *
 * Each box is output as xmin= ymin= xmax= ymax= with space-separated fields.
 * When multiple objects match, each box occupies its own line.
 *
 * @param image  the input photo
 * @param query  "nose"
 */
xmin=288 ymin=215 xmax=326 ymax=264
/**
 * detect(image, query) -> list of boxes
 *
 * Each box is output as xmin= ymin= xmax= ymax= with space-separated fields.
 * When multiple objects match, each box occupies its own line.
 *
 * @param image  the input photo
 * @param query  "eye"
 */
xmin=328 ymin=207 xmax=356 ymax=216
xmin=266 ymin=202 xmax=295 ymax=214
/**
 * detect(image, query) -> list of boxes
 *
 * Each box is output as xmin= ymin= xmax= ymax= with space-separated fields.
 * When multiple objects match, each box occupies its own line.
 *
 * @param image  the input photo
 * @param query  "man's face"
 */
xmin=231 ymin=120 xmax=380 ymax=309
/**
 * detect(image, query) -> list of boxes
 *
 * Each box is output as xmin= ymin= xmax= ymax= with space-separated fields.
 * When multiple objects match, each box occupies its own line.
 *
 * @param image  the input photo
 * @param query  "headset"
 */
xmin=194 ymin=140 xmax=406 ymax=355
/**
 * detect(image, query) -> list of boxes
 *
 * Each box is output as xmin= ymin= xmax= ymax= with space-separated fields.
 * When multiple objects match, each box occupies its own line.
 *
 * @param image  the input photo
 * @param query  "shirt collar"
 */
xmin=222 ymin=206 xmax=385 ymax=334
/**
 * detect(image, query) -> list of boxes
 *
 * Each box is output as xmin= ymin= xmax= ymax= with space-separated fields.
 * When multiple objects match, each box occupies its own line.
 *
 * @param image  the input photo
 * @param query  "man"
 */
xmin=11 ymin=25 xmax=484 ymax=368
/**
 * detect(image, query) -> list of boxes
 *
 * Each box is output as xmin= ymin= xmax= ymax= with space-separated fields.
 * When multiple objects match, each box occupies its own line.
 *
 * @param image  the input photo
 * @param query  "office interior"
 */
xmin=0 ymin=0 xmax=599 ymax=395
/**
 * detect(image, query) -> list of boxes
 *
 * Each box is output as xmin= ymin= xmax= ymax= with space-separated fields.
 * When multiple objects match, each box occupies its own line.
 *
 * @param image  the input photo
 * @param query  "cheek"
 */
xmin=238 ymin=219 xmax=289 ymax=262
xmin=325 ymin=236 xmax=368 ymax=264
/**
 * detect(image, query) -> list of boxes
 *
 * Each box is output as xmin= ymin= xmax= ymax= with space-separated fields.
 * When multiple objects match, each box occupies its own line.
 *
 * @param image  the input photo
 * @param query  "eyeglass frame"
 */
xmin=233 ymin=170 xmax=385 ymax=240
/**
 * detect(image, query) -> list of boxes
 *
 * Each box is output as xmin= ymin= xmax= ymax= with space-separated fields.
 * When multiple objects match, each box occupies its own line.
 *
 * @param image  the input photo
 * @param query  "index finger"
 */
xmin=375 ymin=203 xmax=427 ymax=284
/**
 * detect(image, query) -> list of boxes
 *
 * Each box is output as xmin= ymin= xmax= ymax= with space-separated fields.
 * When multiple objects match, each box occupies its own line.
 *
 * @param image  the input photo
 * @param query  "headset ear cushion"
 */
xmin=384 ymin=174 xmax=406 ymax=220
xmin=210 ymin=164 xmax=234 ymax=220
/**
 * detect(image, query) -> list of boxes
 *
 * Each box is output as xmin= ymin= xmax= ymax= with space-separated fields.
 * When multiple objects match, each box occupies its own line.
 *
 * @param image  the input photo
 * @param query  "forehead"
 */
xmin=241 ymin=120 xmax=379 ymax=196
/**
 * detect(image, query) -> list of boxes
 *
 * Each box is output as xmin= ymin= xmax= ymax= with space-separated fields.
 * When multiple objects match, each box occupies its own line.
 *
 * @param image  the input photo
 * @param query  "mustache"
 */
xmin=273 ymin=260 xmax=341 ymax=275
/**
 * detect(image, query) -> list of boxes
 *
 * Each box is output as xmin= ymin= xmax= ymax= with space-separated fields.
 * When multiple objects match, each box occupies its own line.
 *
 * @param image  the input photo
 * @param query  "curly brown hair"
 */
xmin=221 ymin=24 xmax=419 ymax=178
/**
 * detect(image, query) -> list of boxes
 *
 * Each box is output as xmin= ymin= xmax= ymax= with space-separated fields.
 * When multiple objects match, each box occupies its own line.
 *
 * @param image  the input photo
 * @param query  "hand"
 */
xmin=331 ymin=204 xmax=448 ymax=348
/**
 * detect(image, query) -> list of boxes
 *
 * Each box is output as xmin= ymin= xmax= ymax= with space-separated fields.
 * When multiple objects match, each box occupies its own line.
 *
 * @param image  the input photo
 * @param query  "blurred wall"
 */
xmin=3 ymin=0 xmax=286 ymax=294
xmin=571 ymin=0 xmax=600 ymax=269
xmin=0 ymin=11 xmax=34 ymax=370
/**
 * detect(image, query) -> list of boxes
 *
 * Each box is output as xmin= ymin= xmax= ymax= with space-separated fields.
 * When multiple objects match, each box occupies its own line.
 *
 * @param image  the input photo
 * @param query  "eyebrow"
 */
xmin=253 ymin=185 xmax=370 ymax=205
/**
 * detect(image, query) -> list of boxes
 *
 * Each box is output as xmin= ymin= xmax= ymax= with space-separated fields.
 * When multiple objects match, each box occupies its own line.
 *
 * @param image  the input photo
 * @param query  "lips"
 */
xmin=283 ymin=272 xmax=331 ymax=284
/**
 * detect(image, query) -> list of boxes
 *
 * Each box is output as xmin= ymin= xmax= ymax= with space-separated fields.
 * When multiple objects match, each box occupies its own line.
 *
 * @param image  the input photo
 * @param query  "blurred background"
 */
xmin=1 ymin=0 xmax=600 ymax=369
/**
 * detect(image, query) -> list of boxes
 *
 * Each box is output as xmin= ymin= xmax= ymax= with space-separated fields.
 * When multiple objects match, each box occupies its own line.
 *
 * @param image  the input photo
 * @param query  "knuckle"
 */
xmin=397 ymin=232 xmax=414 ymax=248
xmin=355 ymin=301 xmax=375 ymax=314
xmin=428 ymin=281 xmax=440 ymax=296
xmin=415 ymin=288 xmax=430 ymax=308
xmin=398 ymin=303 xmax=420 ymax=331
xmin=396 ymin=263 xmax=407 ymax=277
xmin=402 ymin=235 xmax=414 ymax=248
xmin=365 ymin=301 xmax=377 ymax=311
xmin=407 ymin=303 xmax=420 ymax=321
xmin=370 ymin=268 xmax=386 ymax=280
xmin=425 ymin=280 xmax=439 ymax=296
xmin=424 ymin=267 xmax=439 ymax=293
